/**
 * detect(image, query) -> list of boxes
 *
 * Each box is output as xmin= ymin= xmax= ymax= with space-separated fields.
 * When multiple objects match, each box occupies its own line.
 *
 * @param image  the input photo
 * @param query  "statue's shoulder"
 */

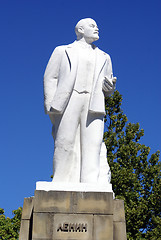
xmin=104 ymin=52 xmax=111 ymax=61
xmin=51 ymin=42 xmax=76 ymax=57
xmin=97 ymin=47 xmax=110 ymax=58
xmin=53 ymin=45 xmax=66 ymax=53
xmin=54 ymin=42 xmax=75 ymax=51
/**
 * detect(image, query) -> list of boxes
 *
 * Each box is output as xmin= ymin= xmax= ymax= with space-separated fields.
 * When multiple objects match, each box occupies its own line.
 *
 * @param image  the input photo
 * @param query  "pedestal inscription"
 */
xmin=57 ymin=223 xmax=87 ymax=232
xmin=53 ymin=214 xmax=92 ymax=240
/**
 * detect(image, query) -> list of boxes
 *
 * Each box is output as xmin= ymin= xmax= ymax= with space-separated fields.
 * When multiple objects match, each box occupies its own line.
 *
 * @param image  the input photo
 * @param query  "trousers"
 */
xmin=49 ymin=90 xmax=104 ymax=183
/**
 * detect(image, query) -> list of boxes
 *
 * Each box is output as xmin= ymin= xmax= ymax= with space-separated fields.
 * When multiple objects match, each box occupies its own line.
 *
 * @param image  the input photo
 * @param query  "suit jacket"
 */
xmin=43 ymin=41 xmax=115 ymax=115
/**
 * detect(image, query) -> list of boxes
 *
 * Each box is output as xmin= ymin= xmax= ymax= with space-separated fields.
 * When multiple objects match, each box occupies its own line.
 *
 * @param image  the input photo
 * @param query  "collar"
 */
xmin=75 ymin=40 xmax=96 ymax=49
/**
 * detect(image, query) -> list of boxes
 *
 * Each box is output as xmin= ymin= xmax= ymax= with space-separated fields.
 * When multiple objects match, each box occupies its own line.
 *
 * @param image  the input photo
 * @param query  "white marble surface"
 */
xmin=36 ymin=181 xmax=113 ymax=193
xmin=43 ymin=18 xmax=116 ymax=185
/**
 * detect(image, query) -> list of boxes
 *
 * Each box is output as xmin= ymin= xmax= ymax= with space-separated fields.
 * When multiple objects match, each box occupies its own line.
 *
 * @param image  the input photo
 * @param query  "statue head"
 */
xmin=75 ymin=18 xmax=99 ymax=43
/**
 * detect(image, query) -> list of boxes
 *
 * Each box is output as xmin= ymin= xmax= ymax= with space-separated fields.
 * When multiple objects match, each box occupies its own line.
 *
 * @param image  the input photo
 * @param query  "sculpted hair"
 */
xmin=75 ymin=18 xmax=92 ymax=39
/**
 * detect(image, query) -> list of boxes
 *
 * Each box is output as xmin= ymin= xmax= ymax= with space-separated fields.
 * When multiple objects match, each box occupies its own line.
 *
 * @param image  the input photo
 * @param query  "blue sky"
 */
xmin=0 ymin=0 xmax=161 ymax=218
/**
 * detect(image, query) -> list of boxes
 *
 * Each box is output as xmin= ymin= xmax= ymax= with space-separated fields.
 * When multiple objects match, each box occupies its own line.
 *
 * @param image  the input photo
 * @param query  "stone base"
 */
xmin=19 ymin=191 xmax=127 ymax=240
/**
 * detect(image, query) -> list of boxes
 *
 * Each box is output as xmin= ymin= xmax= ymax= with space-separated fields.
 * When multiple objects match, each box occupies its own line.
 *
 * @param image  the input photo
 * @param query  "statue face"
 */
xmin=82 ymin=19 xmax=99 ymax=43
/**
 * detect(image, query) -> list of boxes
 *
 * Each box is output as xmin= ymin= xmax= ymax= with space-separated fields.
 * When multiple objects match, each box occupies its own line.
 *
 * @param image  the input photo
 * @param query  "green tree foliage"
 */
xmin=0 ymin=207 xmax=22 ymax=240
xmin=104 ymin=90 xmax=161 ymax=240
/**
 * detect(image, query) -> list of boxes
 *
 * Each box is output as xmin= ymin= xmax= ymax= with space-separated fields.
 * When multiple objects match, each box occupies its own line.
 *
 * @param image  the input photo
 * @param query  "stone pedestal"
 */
xmin=19 ymin=191 xmax=127 ymax=240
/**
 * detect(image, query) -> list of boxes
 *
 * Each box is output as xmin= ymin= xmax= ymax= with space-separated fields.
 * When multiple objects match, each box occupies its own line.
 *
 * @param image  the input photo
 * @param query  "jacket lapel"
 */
xmin=92 ymin=47 xmax=107 ymax=92
xmin=94 ymin=47 xmax=107 ymax=80
xmin=65 ymin=42 xmax=78 ymax=73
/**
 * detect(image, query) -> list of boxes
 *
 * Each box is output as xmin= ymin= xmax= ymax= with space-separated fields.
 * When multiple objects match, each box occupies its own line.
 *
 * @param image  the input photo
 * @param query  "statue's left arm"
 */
xmin=102 ymin=54 xmax=117 ymax=97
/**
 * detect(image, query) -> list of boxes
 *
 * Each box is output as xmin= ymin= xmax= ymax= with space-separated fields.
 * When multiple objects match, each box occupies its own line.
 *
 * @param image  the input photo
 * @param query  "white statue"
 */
xmin=43 ymin=18 xmax=116 ymax=184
